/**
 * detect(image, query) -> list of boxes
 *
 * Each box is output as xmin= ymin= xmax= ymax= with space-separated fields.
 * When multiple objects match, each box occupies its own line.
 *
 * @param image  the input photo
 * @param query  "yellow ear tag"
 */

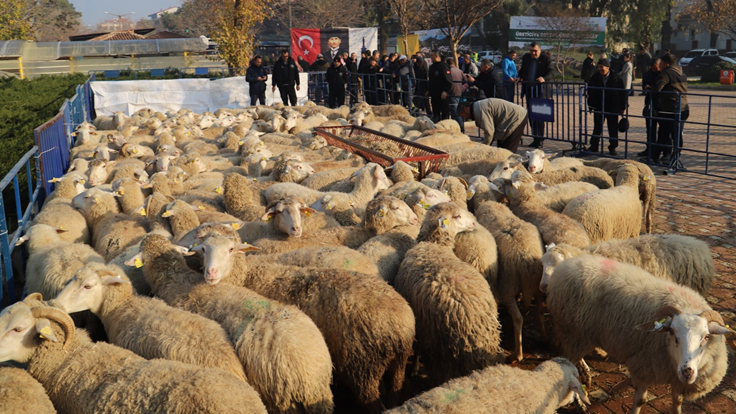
xmin=325 ymin=203 xmax=332 ymax=211
xmin=231 ymin=223 xmax=241 ymax=230
xmin=441 ymin=217 xmax=450 ymax=227
xmin=39 ymin=326 xmax=53 ymax=337
xmin=58 ymin=225 xmax=64 ymax=230
xmin=214 ymin=186 xmax=223 ymax=194
xmin=413 ymin=167 xmax=419 ymax=173
xmin=139 ymin=208 xmax=147 ymax=216
xmin=253 ymin=178 xmax=257 ymax=181
xmin=266 ymin=215 xmax=272 ymax=222
xmin=173 ymin=179 xmax=179 ymax=184
xmin=132 ymin=149 xmax=138 ymax=154
xmin=376 ymin=208 xmax=386 ymax=218
xmin=162 ymin=210 xmax=172 ymax=218
xmin=93 ymin=197 xmax=99 ymax=203
xmin=118 ymin=189 xmax=125 ymax=195
xmin=198 ymin=205 xmax=205 ymax=211
xmin=259 ymin=142 xmax=264 ymax=146
xmin=467 ymin=191 xmax=474 ymax=200
xmin=643 ymin=176 xmax=650 ymax=182
xmin=582 ymin=384 xmax=588 ymax=396
xmin=304 ymin=211 xmax=312 ymax=218
xmin=134 ymin=258 xmax=144 ymax=268
xmin=79 ymin=179 xmax=85 ymax=184
xmin=608 ymin=170 xmax=614 ymax=175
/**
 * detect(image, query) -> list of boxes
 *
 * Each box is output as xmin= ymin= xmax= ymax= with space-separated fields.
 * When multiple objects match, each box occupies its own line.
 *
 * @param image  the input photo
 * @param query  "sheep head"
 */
xmin=262 ymin=198 xmax=315 ymax=238
xmin=525 ymin=149 xmax=557 ymax=174
xmin=54 ymin=266 xmax=130 ymax=315
xmin=542 ymin=358 xmax=591 ymax=407
xmin=87 ymin=159 xmax=109 ymax=186
xmin=192 ymin=235 xmax=259 ymax=285
xmin=637 ymin=305 xmax=732 ymax=385
xmin=363 ymin=196 xmax=418 ymax=234
xmin=417 ymin=202 xmax=477 ymax=243
xmin=489 ymin=154 xmax=526 ymax=181
xmin=0 ymin=298 xmax=76 ymax=363
xmin=539 ymin=243 xmax=582 ymax=293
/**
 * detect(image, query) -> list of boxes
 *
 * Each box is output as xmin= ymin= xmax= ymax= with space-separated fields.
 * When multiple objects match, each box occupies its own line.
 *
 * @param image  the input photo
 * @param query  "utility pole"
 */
xmin=288 ymin=0 xmax=292 ymax=34
xmin=104 ymin=11 xmax=135 ymax=30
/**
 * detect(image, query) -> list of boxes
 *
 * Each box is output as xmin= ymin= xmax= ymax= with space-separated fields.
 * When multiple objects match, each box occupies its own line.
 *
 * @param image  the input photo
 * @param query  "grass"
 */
xmin=0 ymin=73 xmax=88 ymax=179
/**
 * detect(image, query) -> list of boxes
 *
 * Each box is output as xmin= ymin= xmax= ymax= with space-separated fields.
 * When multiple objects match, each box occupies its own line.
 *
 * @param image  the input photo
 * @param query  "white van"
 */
xmin=476 ymin=51 xmax=504 ymax=65
xmin=679 ymin=49 xmax=719 ymax=67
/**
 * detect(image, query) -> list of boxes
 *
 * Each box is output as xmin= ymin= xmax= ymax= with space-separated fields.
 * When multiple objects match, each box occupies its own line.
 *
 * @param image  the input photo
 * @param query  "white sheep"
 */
xmin=0 ymin=366 xmax=56 ymax=413
xmin=386 ymin=358 xmax=589 ymax=414
xmin=547 ymin=255 xmax=729 ymax=414
xmin=561 ymin=163 xmax=642 ymax=243
xmin=395 ymin=202 xmax=504 ymax=386
xmin=525 ymin=149 xmax=583 ymax=174
xmin=0 ymin=298 xmax=267 ymax=413
xmin=540 ymin=234 xmax=716 ymax=296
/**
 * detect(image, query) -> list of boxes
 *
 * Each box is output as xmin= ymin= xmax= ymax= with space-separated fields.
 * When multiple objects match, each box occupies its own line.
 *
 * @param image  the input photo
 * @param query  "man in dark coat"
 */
xmin=271 ymin=50 xmax=300 ymax=106
xmin=245 ymin=55 xmax=268 ymax=105
xmin=467 ymin=59 xmax=497 ymax=100
xmin=413 ymin=55 xmax=431 ymax=115
xmin=362 ymin=57 xmax=382 ymax=105
xmin=427 ymin=52 xmax=453 ymax=122
xmin=518 ymin=42 xmax=554 ymax=148
xmin=638 ymin=57 xmax=660 ymax=157
xmin=650 ymin=53 xmax=689 ymax=164
xmin=580 ymin=51 xmax=595 ymax=83
xmin=326 ymin=57 xmax=349 ymax=108
xmin=586 ymin=58 xmax=628 ymax=155
xmin=393 ymin=55 xmax=415 ymax=108
xmin=296 ymin=55 xmax=310 ymax=72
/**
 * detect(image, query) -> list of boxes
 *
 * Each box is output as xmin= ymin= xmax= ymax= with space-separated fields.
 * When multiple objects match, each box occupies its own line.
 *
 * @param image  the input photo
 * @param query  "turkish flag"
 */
xmin=291 ymin=29 xmax=321 ymax=64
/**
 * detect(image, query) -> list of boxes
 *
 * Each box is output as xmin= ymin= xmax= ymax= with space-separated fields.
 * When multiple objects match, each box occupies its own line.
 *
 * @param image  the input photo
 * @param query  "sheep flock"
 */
xmin=1 ymin=101 xmax=729 ymax=414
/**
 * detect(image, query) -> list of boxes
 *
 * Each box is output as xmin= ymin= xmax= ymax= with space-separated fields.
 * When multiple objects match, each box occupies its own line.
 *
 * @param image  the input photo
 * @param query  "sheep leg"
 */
xmin=671 ymin=391 xmax=683 ymax=414
xmin=506 ymin=299 xmax=524 ymax=361
xmin=575 ymin=358 xmax=592 ymax=388
xmin=534 ymin=290 xmax=548 ymax=343
xmin=629 ymin=386 xmax=648 ymax=414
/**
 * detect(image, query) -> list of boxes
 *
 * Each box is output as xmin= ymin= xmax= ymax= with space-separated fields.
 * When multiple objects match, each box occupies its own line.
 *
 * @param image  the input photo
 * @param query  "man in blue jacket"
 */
xmin=245 ymin=55 xmax=268 ymax=105
xmin=501 ymin=50 xmax=518 ymax=102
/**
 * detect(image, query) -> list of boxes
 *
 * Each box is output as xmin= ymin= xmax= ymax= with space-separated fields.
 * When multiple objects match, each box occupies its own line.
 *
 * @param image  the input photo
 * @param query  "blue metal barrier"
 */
xmin=0 ymin=147 xmax=42 ymax=305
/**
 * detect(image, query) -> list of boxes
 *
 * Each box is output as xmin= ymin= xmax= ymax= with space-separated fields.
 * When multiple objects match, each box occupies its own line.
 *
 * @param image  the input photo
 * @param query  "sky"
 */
xmin=70 ymin=0 xmax=179 ymax=27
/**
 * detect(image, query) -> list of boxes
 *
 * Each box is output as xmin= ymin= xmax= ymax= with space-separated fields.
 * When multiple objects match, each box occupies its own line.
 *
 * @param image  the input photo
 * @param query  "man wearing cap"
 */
xmin=271 ymin=50 xmax=300 ymax=106
xmin=586 ymin=58 xmax=628 ymax=155
xmin=393 ymin=55 xmax=415 ymax=109
xmin=457 ymin=98 xmax=528 ymax=153
xmin=326 ymin=57 xmax=348 ymax=108
xmin=309 ymin=54 xmax=330 ymax=104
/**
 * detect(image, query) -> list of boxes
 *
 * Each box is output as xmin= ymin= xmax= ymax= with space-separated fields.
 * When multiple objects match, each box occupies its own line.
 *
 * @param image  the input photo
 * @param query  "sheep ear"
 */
xmin=15 ymin=235 xmax=29 ymax=246
xmin=533 ymin=182 xmax=548 ymax=191
xmin=708 ymin=322 xmax=733 ymax=336
xmin=36 ymin=319 xmax=59 ymax=343
xmin=236 ymin=243 xmax=260 ymax=253
xmin=124 ymin=252 xmax=144 ymax=268
xmin=55 ymin=227 xmax=68 ymax=233
xmin=543 ymin=152 xmax=558 ymax=159
xmin=636 ymin=316 xmax=673 ymax=333
xmin=438 ymin=216 xmax=451 ymax=230
xmin=571 ymin=380 xmax=591 ymax=405
xmin=544 ymin=243 xmax=556 ymax=252
xmin=300 ymin=207 xmax=315 ymax=217
xmin=261 ymin=210 xmax=276 ymax=222
xmin=487 ymin=182 xmax=501 ymax=193
xmin=25 ymin=292 xmax=43 ymax=301
xmin=101 ymin=275 xmax=130 ymax=285
xmin=162 ymin=210 xmax=174 ymax=218
xmin=179 ymin=247 xmax=196 ymax=256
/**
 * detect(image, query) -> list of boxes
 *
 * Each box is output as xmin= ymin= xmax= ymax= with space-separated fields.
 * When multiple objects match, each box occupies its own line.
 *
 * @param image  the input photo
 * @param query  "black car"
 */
xmin=684 ymin=55 xmax=736 ymax=76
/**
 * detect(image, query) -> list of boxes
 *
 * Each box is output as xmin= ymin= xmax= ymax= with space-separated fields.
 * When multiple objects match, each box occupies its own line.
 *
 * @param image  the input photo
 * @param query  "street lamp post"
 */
xmin=104 ymin=11 xmax=135 ymax=30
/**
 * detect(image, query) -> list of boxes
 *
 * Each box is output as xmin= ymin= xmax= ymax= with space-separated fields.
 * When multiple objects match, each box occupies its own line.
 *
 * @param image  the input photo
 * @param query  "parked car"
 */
xmin=724 ymin=51 xmax=736 ymax=59
xmin=683 ymin=55 xmax=736 ymax=77
xmin=476 ymin=50 xmax=504 ymax=65
xmin=679 ymin=49 xmax=719 ymax=67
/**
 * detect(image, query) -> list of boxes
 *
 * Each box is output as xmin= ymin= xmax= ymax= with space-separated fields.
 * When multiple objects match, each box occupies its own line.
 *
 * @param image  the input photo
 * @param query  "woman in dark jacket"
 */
xmin=413 ymin=56 xmax=431 ymax=115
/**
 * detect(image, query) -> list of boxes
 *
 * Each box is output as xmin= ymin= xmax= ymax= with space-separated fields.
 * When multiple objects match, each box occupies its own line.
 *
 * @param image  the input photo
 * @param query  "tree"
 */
xmin=484 ymin=0 xmax=534 ymax=53
xmin=628 ymin=0 xmax=668 ymax=50
xmin=210 ymin=0 xmax=274 ymax=74
xmin=25 ymin=0 xmax=81 ymax=41
xmin=423 ymin=0 xmax=503 ymax=60
xmin=268 ymin=0 xmax=366 ymax=30
xmin=0 ymin=0 xmax=33 ymax=40
xmin=159 ymin=1 xmax=213 ymax=37
xmin=386 ymin=0 xmax=426 ymax=55
xmin=535 ymin=3 xmax=597 ymax=81
xmin=680 ymin=0 xmax=736 ymax=42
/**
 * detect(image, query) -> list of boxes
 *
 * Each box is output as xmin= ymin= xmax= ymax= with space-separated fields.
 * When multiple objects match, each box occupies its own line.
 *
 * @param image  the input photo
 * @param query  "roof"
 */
xmin=145 ymin=31 xmax=188 ymax=40
xmin=69 ymin=28 xmax=155 ymax=42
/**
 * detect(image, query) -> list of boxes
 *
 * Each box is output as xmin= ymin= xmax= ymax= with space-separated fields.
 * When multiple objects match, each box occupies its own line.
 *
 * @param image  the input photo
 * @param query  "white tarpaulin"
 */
xmin=91 ymin=74 xmax=310 ymax=116
xmin=349 ymin=28 xmax=378 ymax=55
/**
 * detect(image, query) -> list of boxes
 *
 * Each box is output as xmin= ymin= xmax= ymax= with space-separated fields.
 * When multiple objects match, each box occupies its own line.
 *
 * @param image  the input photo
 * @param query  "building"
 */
xmin=98 ymin=18 xmax=136 ymax=32
xmin=148 ymin=7 xmax=180 ymax=21
xmin=672 ymin=2 xmax=732 ymax=53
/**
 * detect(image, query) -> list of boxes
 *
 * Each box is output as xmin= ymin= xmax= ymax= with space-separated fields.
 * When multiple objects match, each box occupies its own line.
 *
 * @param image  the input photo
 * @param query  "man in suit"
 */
xmin=326 ymin=36 xmax=345 ymax=63
xmin=586 ymin=58 xmax=628 ymax=155
xmin=518 ymin=42 xmax=554 ymax=148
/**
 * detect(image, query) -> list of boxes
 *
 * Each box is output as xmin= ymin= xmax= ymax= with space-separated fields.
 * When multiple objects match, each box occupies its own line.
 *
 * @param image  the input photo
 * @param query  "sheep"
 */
xmin=583 ymin=158 xmax=657 ymax=233
xmin=413 ymin=131 xmax=470 ymax=148
xmin=391 ymin=182 xmax=452 ymax=224
xmin=540 ymin=234 xmax=716 ymax=296
xmin=531 ymin=180 xmax=600 ymax=212
xmin=139 ymin=234 xmax=334 ymax=414
xmin=308 ymin=192 xmax=363 ymax=226
xmin=67 ymin=157 xmax=90 ymax=175
xmin=162 ymin=199 xmax=202 ymax=240
xmin=487 ymin=154 xmax=528 ymax=181
xmin=54 ymin=263 xmax=248 ymax=382
xmin=93 ymin=111 xmax=126 ymax=130
xmin=385 ymin=358 xmax=589 ymax=414
xmin=0 ymin=298 xmax=267 ymax=414
xmin=34 ymin=178 xmax=89 ymax=244
xmin=355 ymin=196 xmax=420 ymax=283
xmin=525 ymin=149 xmax=583 ymax=174
xmin=546 ymin=255 xmax=729 ymax=414
xmin=454 ymin=222 xmax=499 ymax=293
xmin=18 ymin=224 xmax=107 ymax=300
xmin=223 ymin=172 xmax=268 ymax=221
xmin=291 ymin=113 xmax=330 ymax=134
xmin=72 ymin=188 xmax=149 ymax=261
xmin=265 ymin=163 xmax=393 ymax=213
xmin=421 ymin=176 xmax=469 ymax=210
xmin=530 ymin=163 xmax=614 ymax=189
xmin=0 ymin=366 xmax=56 ymax=413
xmin=438 ymin=142 xmax=513 ymax=166
xmin=561 ymin=163 xmax=643 ymax=243
xmin=474 ymin=199 xmax=545 ymax=361
xmin=301 ymin=167 xmax=361 ymax=191
xmin=193 ymin=232 xmax=416 ymax=412
xmin=395 ymin=202 xmax=504 ymax=386
xmin=303 ymin=105 xmax=351 ymax=120
xmin=503 ymin=171 xmax=591 ymax=248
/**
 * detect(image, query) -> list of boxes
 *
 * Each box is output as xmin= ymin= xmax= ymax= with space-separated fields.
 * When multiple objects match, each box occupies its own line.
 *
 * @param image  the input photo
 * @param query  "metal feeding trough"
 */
xmin=313 ymin=125 xmax=449 ymax=179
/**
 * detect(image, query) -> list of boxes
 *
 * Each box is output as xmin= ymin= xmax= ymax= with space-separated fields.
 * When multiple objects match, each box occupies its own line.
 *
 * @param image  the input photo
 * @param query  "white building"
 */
xmin=147 ymin=7 xmax=180 ymax=21
xmin=671 ymin=2 xmax=732 ymax=53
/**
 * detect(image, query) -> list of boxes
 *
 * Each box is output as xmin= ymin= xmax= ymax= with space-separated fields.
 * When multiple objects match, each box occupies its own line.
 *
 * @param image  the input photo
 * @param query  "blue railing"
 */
xmin=0 ymin=147 xmax=42 ymax=305
xmin=0 ymin=78 xmax=93 ymax=306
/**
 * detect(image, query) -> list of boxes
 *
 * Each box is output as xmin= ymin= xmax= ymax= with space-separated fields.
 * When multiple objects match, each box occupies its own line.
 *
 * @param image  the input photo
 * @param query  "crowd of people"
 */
xmin=580 ymin=46 xmax=689 ymax=163
xmin=245 ymin=44 xmax=689 ymax=163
